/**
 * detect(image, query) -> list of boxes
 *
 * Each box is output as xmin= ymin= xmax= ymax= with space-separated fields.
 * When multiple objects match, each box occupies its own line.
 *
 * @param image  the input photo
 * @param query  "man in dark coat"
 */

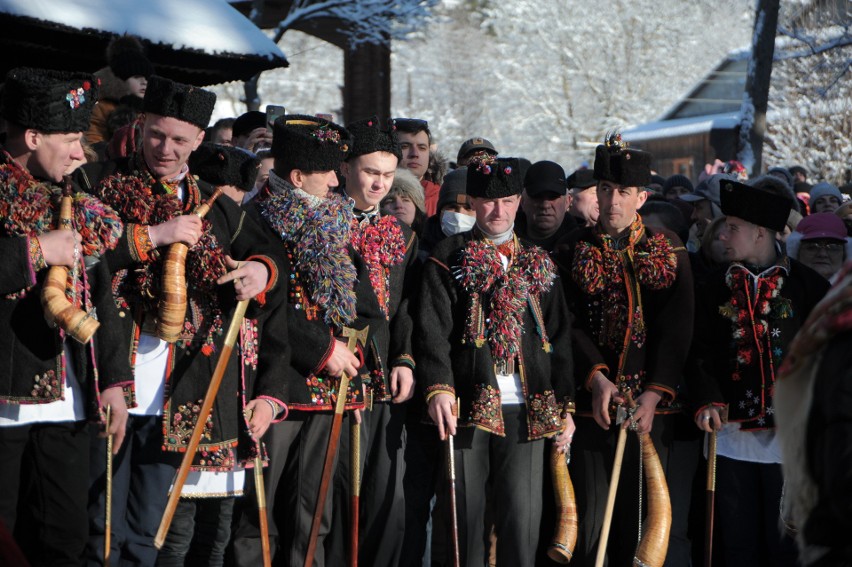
xmin=323 ymin=116 xmax=418 ymax=567
xmin=76 ymin=76 xmax=286 ymax=567
xmin=690 ymin=180 xmax=828 ymax=567
xmin=555 ymin=134 xmax=694 ymax=566
xmin=517 ymin=160 xmax=578 ymax=252
xmin=418 ymin=155 xmax=575 ymax=567
xmin=231 ymin=114 xmax=373 ymax=567
xmin=0 ymin=67 xmax=131 ymax=567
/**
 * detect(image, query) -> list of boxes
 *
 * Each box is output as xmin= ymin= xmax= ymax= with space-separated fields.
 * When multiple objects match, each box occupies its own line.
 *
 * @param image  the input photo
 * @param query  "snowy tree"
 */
xmin=763 ymin=0 xmax=852 ymax=184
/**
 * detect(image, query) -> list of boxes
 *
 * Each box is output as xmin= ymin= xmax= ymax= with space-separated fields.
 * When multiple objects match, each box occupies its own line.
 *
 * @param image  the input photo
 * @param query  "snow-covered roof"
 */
xmin=0 ymin=0 xmax=288 ymax=85
xmin=622 ymin=111 xmax=740 ymax=142
xmin=0 ymin=0 xmax=284 ymax=59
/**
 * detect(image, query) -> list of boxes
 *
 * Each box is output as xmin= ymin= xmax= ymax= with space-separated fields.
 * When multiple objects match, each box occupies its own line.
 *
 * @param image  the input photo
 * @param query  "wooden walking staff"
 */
xmin=350 ymin=416 xmax=361 ymax=567
xmin=105 ymin=405 xmax=113 ymax=567
xmin=704 ymin=430 xmax=718 ymax=567
xmin=154 ymin=298 xmax=250 ymax=549
xmin=304 ymin=325 xmax=369 ymax=567
xmin=157 ymin=188 xmax=223 ymax=343
xmin=245 ymin=408 xmax=272 ymax=567
xmin=594 ymin=404 xmax=630 ymax=567
xmin=447 ymin=398 xmax=461 ymax=567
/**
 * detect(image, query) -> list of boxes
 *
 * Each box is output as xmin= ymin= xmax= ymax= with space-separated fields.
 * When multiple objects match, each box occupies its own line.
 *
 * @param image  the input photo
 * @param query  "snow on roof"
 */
xmin=0 ymin=0 xmax=284 ymax=59
xmin=622 ymin=111 xmax=741 ymax=142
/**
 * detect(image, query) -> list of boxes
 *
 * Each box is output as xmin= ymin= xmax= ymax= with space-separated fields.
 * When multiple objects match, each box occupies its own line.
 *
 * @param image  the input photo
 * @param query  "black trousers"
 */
xmin=715 ymin=456 xmax=798 ymax=567
xmin=231 ymin=411 xmax=336 ymax=567
xmin=454 ymin=404 xmax=545 ymax=567
xmin=0 ymin=421 xmax=89 ymax=567
xmin=326 ymin=402 xmax=407 ymax=567
xmin=158 ymin=497 xmax=235 ymax=567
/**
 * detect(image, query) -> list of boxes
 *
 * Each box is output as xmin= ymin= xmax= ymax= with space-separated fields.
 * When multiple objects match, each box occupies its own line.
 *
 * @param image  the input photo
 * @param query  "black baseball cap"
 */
xmin=457 ymin=137 xmax=497 ymax=163
xmin=566 ymin=168 xmax=596 ymax=190
xmin=524 ymin=160 xmax=567 ymax=197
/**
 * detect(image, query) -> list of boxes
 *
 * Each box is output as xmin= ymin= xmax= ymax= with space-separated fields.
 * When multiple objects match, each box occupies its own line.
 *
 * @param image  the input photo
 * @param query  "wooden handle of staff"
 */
xmin=594 ymin=425 xmax=627 ymax=567
xmin=704 ymin=431 xmax=717 ymax=567
xmin=547 ymin=443 xmax=577 ymax=564
xmin=41 ymin=189 xmax=100 ymax=344
xmin=254 ymin=451 xmax=272 ymax=567
xmin=350 ymin=420 xmax=360 ymax=567
xmin=105 ymin=405 xmax=113 ymax=567
xmin=154 ymin=298 xmax=249 ymax=549
xmin=156 ymin=188 xmax=223 ymax=343
xmin=448 ymin=432 xmax=460 ymax=567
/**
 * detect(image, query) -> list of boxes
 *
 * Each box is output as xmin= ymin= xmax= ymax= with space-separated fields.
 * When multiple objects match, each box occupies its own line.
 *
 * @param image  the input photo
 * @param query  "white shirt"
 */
xmin=712 ymin=422 xmax=782 ymax=464
xmin=129 ymin=332 xmax=169 ymax=416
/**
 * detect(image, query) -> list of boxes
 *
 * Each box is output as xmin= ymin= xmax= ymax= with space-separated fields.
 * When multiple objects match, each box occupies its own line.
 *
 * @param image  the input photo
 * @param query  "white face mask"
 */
xmin=441 ymin=210 xmax=477 ymax=236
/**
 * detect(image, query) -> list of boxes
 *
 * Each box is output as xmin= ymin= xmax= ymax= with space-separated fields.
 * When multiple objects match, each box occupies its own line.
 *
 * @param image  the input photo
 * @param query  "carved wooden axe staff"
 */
xmin=304 ymin=325 xmax=369 ymax=567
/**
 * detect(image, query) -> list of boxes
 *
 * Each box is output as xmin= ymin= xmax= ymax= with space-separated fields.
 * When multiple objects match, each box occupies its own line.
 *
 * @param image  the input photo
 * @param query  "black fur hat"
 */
xmin=107 ymin=35 xmax=154 ymax=81
xmin=271 ymin=114 xmax=351 ymax=174
xmin=466 ymin=156 xmax=523 ymax=199
xmin=1 ymin=67 xmax=99 ymax=133
xmin=346 ymin=116 xmax=402 ymax=161
xmin=720 ymin=179 xmax=792 ymax=233
xmin=593 ymin=133 xmax=652 ymax=188
xmin=142 ymin=76 xmax=215 ymax=130
xmin=189 ymin=143 xmax=261 ymax=192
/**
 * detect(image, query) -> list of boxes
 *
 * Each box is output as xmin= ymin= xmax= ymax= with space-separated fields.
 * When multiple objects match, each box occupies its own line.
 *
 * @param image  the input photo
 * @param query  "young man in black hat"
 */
xmin=0 ymin=67 xmax=131 ymax=567
xmin=231 ymin=113 xmax=372 ymax=567
xmin=322 ymin=116 xmax=418 ymax=566
xmin=689 ymin=180 xmax=829 ymax=567
xmin=555 ymin=135 xmax=694 ymax=566
xmin=418 ymin=155 xmax=575 ymax=567
xmin=77 ymin=76 xmax=285 ymax=567
xmin=518 ymin=160 xmax=577 ymax=252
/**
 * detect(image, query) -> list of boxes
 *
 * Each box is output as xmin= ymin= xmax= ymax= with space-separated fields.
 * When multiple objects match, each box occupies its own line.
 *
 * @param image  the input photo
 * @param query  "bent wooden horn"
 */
xmin=156 ymin=188 xmax=223 ymax=342
xmin=547 ymin=443 xmax=578 ymax=563
xmin=41 ymin=181 xmax=100 ymax=344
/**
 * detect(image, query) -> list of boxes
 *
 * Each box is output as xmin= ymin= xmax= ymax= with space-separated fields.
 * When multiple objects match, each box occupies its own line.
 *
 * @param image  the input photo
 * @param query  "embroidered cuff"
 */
xmin=584 ymin=364 xmax=610 ymax=392
xmin=645 ymin=383 xmax=677 ymax=403
xmin=424 ymin=383 xmax=456 ymax=403
xmin=246 ymin=254 xmax=278 ymax=307
xmin=392 ymin=354 xmax=416 ymax=370
xmin=313 ymin=328 xmax=336 ymax=375
xmin=561 ymin=398 xmax=576 ymax=417
xmin=128 ymin=224 xmax=155 ymax=263
xmin=258 ymin=395 xmax=289 ymax=423
xmin=28 ymin=236 xmax=47 ymax=274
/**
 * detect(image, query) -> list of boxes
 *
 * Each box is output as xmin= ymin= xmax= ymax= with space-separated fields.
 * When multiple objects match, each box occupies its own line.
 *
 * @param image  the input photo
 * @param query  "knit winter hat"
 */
xmin=189 ymin=143 xmax=261 ymax=192
xmin=387 ymin=168 xmax=426 ymax=213
xmin=107 ymin=35 xmax=154 ymax=81
xmin=271 ymin=114 xmax=351 ymax=174
xmin=720 ymin=179 xmax=792 ymax=233
xmin=437 ymin=167 xmax=469 ymax=211
xmin=810 ymin=182 xmax=844 ymax=204
xmin=593 ymin=133 xmax=652 ymax=188
xmin=662 ymin=174 xmax=694 ymax=195
xmin=346 ymin=116 xmax=402 ymax=161
xmin=1 ymin=67 xmax=99 ymax=133
xmin=143 ymin=76 xmax=215 ymax=130
xmin=466 ymin=156 xmax=522 ymax=199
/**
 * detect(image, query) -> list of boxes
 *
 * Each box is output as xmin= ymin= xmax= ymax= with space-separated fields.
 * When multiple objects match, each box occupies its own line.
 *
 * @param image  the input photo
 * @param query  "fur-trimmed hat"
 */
xmin=593 ymin=133 xmax=652 ymax=188
xmin=271 ymin=114 xmax=351 ymax=174
xmin=346 ymin=116 xmax=401 ymax=161
xmin=387 ymin=168 xmax=426 ymax=214
xmin=143 ymin=76 xmax=215 ymax=130
xmin=467 ymin=156 xmax=522 ymax=199
xmin=2 ymin=67 xmax=99 ymax=133
xmin=720 ymin=179 xmax=792 ymax=233
xmin=189 ymin=143 xmax=260 ymax=192
xmin=107 ymin=35 xmax=154 ymax=81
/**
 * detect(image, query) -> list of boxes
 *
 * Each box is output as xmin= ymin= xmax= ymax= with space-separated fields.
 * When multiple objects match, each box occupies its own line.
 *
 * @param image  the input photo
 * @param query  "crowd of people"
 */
xmin=1 ymin=35 xmax=851 ymax=567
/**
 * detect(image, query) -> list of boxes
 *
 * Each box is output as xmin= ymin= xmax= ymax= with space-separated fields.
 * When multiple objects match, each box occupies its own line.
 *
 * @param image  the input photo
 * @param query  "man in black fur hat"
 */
xmin=689 ymin=180 xmax=829 ymax=567
xmin=231 ymin=114 xmax=373 ymax=567
xmin=76 ymin=76 xmax=286 ymax=567
xmin=321 ymin=116 xmax=418 ymax=566
xmin=0 ymin=67 xmax=131 ymax=567
xmin=417 ymin=155 xmax=575 ymax=566
xmin=555 ymin=134 xmax=694 ymax=566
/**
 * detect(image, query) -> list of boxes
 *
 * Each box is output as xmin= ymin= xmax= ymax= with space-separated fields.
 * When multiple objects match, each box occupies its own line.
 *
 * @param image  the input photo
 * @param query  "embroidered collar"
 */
xmin=257 ymin=178 xmax=358 ymax=328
